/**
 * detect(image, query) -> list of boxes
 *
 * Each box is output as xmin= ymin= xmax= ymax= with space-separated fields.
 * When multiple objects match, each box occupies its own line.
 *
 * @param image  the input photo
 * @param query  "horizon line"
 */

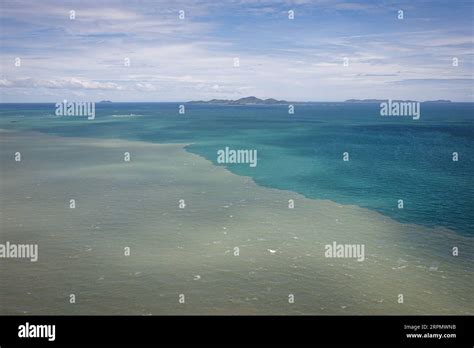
xmin=1 ymin=100 xmax=472 ymax=104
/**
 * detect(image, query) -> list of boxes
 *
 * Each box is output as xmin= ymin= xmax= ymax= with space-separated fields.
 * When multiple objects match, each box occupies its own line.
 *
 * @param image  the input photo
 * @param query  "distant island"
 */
xmin=95 ymin=98 xmax=453 ymax=104
xmin=188 ymin=96 xmax=289 ymax=105
xmin=345 ymin=99 xmax=452 ymax=103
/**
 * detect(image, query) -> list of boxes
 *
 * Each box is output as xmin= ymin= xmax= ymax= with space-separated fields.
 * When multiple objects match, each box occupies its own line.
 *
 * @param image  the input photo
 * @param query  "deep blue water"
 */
xmin=1 ymin=102 xmax=473 ymax=234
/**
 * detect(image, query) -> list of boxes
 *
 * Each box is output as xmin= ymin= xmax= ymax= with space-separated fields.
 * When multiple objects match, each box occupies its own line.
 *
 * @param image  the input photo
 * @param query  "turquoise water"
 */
xmin=1 ymin=102 xmax=472 ymax=234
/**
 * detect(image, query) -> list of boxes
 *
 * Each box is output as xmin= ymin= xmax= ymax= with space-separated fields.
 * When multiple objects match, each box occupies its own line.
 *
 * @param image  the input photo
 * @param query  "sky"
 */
xmin=0 ymin=0 xmax=473 ymax=102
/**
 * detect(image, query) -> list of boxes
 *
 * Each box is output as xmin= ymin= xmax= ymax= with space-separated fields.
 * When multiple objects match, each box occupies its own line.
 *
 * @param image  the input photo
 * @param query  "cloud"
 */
xmin=0 ymin=78 xmax=124 ymax=90
xmin=0 ymin=0 xmax=472 ymax=102
xmin=134 ymin=82 xmax=157 ymax=91
xmin=387 ymin=78 xmax=474 ymax=86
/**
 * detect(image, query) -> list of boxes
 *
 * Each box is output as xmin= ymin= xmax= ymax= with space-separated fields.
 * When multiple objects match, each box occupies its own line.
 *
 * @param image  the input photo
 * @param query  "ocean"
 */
xmin=0 ymin=102 xmax=473 ymax=315
xmin=1 ymin=102 xmax=472 ymax=234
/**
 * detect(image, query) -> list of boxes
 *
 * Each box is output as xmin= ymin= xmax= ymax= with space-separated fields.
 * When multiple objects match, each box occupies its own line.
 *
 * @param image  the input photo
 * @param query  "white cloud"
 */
xmin=0 ymin=0 xmax=472 ymax=101
xmin=0 ymin=78 xmax=124 ymax=90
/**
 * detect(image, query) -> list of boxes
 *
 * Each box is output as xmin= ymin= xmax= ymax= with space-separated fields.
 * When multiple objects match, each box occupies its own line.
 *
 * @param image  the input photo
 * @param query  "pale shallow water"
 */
xmin=0 ymin=130 xmax=472 ymax=315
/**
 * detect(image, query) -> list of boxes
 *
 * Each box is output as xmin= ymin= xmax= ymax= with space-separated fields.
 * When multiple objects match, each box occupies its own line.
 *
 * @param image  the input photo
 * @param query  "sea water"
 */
xmin=1 ymin=102 xmax=472 ymax=234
